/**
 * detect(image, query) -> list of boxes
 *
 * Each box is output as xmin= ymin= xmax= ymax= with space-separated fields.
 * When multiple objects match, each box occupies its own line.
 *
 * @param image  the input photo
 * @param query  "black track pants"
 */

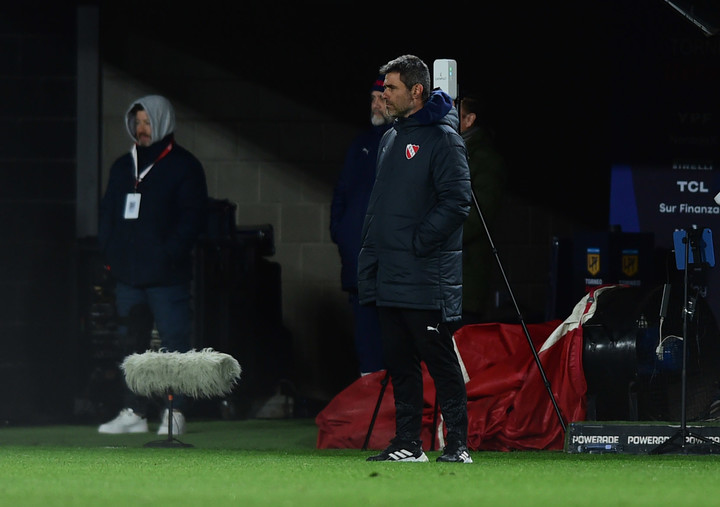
xmin=377 ymin=307 xmax=468 ymax=446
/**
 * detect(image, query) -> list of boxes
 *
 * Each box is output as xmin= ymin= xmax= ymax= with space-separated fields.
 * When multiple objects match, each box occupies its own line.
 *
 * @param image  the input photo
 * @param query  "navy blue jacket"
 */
xmin=99 ymin=134 xmax=208 ymax=287
xmin=330 ymin=123 xmax=392 ymax=292
xmin=357 ymin=91 xmax=472 ymax=322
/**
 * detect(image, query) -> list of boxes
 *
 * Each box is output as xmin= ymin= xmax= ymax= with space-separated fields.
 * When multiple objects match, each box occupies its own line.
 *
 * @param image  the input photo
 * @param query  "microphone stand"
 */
xmin=470 ymin=189 xmax=566 ymax=433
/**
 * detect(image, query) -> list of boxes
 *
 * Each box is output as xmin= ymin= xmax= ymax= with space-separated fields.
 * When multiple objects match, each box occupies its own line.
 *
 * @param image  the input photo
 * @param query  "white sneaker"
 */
xmin=98 ymin=408 xmax=149 ymax=434
xmin=157 ymin=409 xmax=186 ymax=436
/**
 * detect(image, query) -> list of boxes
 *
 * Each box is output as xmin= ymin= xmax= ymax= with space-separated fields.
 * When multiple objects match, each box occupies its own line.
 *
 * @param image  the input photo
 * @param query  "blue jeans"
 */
xmin=114 ymin=282 xmax=193 ymax=415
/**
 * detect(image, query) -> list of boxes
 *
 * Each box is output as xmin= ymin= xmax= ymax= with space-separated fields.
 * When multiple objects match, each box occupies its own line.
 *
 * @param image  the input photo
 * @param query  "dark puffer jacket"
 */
xmin=99 ymin=135 xmax=208 ymax=287
xmin=357 ymin=90 xmax=472 ymax=322
xmin=99 ymin=95 xmax=208 ymax=288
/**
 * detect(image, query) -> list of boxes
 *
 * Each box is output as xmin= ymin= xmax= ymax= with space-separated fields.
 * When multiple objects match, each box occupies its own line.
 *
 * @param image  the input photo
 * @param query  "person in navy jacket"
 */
xmin=97 ymin=95 xmax=208 ymax=436
xmin=360 ymin=55 xmax=473 ymax=463
xmin=330 ymin=75 xmax=392 ymax=376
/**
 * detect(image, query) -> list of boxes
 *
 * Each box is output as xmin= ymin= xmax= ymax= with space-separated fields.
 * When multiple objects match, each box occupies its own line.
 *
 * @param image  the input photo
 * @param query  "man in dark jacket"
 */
xmin=359 ymin=55 xmax=473 ymax=463
xmin=330 ymin=74 xmax=392 ymax=376
xmin=97 ymin=94 xmax=208 ymax=436
xmin=458 ymin=92 xmax=507 ymax=324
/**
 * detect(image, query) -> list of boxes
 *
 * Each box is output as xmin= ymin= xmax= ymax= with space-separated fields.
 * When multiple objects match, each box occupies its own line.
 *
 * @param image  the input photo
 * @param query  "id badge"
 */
xmin=124 ymin=193 xmax=141 ymax=219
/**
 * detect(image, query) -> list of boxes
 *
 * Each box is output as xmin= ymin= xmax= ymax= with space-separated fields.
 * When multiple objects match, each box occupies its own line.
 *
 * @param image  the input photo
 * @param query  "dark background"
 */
xmin=98 ymin=0 xmax=720 ymax=229
xmin=2 ymin=0 xmax=720 ymax=424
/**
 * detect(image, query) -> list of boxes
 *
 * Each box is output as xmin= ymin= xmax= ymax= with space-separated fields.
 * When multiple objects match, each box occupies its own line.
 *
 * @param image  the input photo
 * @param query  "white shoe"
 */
xmin=98 ymin=408 xmax=149 ymax=434
xmin=157 ymin=409 xmax=186 ymax=436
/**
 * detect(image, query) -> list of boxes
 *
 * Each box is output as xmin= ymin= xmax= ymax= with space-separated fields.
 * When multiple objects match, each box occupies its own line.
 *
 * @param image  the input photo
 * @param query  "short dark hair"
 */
xmin=460 ymin=94 xmax=487 ymax=129
xmin=379 ymin=54 xmax=431 ymax=103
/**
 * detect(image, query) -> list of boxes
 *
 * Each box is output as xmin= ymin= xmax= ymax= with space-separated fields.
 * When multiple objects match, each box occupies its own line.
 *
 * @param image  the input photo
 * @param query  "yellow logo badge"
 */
xmin=587 ymin=248 xmax=600 ymax=276
xmin=622 ymin=249 xmax=639 ymax=277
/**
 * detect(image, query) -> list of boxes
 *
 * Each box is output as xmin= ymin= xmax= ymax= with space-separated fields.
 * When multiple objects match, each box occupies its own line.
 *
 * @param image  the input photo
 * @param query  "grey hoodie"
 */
xmin=125 ymin=94 xmax=176 ymax=143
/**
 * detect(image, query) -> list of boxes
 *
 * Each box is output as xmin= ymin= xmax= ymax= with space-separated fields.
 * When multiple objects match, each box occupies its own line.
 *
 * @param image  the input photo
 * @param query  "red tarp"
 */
xmin=316 ymin=287 xmax=612 ymax=451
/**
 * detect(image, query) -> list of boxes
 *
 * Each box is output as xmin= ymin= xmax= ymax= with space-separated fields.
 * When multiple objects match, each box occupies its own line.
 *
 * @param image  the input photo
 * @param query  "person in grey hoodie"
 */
xmin=359 ymin=55 xmax=473 ymax=463
xmin=97 ymin=95 xmax=208 ymax=436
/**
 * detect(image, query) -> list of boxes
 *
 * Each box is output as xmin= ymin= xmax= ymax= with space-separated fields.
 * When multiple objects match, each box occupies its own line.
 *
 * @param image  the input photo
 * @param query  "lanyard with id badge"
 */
xmin=124 ymin=141 xmax=173 ymax=219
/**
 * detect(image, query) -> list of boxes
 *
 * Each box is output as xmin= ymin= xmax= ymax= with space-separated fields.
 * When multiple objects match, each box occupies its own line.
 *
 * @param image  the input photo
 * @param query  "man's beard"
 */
xmin=370 ymin=111 xmax=392 ymax=126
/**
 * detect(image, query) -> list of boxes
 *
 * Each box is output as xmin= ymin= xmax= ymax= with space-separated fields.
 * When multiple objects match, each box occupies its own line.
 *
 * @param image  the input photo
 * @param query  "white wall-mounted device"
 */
xmin=433 ymin=59 xmax=457 ymax=100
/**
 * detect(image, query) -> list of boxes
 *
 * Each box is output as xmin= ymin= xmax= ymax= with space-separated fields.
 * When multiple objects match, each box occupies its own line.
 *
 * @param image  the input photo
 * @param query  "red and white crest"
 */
xmin=405 ymin=144 xmax=420 ymax=159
